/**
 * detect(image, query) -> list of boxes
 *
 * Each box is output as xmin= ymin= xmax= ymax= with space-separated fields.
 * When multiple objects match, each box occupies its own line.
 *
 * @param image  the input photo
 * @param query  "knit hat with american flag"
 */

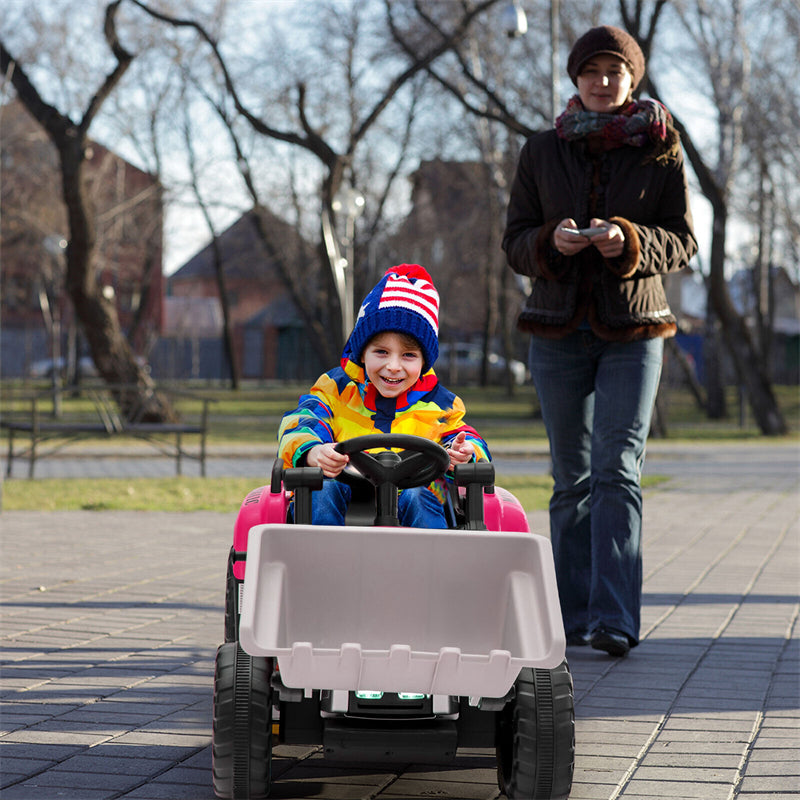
xmin=344 ymin=264 xmax=440 ymax=371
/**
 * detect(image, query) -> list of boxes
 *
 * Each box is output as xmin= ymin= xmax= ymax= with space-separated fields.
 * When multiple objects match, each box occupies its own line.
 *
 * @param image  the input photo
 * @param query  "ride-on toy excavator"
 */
xmin=212 ymin=434 xmax=574 ymax=799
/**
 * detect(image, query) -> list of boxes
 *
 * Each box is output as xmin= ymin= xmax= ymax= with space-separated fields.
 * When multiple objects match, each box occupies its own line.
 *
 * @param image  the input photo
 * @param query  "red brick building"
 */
xmin=165 ymin=208 xmax=323 ymax=380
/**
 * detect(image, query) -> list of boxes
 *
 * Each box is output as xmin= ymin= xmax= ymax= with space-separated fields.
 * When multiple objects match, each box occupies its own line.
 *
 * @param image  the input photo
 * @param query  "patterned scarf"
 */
xmin=556 ymin=96 xmax=680 ymax=163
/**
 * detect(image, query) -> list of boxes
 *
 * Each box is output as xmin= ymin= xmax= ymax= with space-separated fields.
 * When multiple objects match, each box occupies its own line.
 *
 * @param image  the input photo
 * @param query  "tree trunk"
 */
xmin=703 ymin=308 xmax=728 ymax=420
xmin=650 ymin=391 xmax=668 ymax=438
xmin=644 ymin=73 xmax=787 ymax=436
xmin=665 ymin=337 xmax=706 ymax=412
xmin=208 ymin=235 xmax=240 ymax=389
xmin=706 ymin=208 xmax=786 ymax=434
xmin=1 ymin=18 xmax=176 ymax=424
xmin=60 ymin=138 xmax=176 ymax=422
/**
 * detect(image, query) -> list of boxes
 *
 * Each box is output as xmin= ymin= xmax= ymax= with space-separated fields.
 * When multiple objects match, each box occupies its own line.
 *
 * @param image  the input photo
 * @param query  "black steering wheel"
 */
xmin=334 ymin=434 xmax=450 ymax=490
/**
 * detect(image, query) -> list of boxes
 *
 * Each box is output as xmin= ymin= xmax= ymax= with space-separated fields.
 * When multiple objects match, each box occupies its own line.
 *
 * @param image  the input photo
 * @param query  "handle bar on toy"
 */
xmin=454 ymin=461 xmax=496 ymax=531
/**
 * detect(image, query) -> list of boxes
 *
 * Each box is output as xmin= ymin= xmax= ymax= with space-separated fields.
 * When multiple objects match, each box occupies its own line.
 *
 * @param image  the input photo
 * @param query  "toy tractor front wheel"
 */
xmin=212 ymin=642 xmax=272 ymax=799
xmin=496 ymin=661 xmax=574 ymax=800
xmin=224 ymin=548 xmax=239 ymax=643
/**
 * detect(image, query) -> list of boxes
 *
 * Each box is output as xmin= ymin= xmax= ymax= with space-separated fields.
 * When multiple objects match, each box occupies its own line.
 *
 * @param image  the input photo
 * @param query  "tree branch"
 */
xmin=646 ymin=78 xmax=724 ymax=215
xmin=384 ymin=0 xmax=535 ymax=138
xmin=0 ymin=41 xmax=70 ymax=141
xmin=126 ymin=0 xmax=334 ymax=159
xmin=80 ymin=0 xmax=134 ymax=136
xmin=364 ymin=0 xmax=502 ymax=146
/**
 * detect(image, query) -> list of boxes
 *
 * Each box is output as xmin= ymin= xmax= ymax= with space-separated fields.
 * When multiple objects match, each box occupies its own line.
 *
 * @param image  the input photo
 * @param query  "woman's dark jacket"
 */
xmin=502 ymin=129 xmax=698 ymax=341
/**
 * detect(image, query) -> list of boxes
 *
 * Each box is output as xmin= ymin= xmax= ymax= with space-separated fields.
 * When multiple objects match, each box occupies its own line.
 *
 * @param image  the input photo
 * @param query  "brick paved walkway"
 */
xmin=1 ymin=443 xmax=798 ymax=799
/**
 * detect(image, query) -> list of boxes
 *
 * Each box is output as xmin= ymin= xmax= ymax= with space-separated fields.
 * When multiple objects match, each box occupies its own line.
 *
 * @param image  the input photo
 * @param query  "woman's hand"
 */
xmin=587 ymin=218 xmax=626 ymax=258
xmin=552 ymin=218 xmax=592 ymax=255
xmin=446 ymin=431 xmax=475 ymax=469
xmin=307 ymin=442 xmax=349 ymax=477
xmin=552 ymin=217 xmax=625 ymax=258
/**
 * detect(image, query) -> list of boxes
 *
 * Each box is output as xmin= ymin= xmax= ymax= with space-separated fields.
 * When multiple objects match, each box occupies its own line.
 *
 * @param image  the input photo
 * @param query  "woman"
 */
xmin=503 ymin=25 xmax=697 ymax=656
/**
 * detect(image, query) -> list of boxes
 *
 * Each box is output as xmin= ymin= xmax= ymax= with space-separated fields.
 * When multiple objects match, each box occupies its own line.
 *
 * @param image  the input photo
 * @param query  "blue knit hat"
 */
xmin=343 ymin=264 xmax=440 ymax=371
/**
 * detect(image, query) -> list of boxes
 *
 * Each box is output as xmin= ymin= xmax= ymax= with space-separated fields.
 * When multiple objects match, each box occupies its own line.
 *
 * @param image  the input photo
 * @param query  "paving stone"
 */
xmin=616 ymin=779 xmax=731 ymax=798
xmin=267 ymin=762 xmax=400 ymax=787
xmin=574 ymin=755 xmax=637 ymax=771
xmin=738 ymin=775 xmax=800 ymax=793
xmin=638 ymin=751 xmax=741 ymax=769
xmin=743 ymin=759 xmax=800 ymax=777
xmin=632 ymin=764 xmax=740 ymax=782
xmin=382 ymin=776 xmax=497 ymax=798
xmin=735 ymin=794 xmax=800 ymax=800
xmin=568 ymin=784 xmax=622 ymax=800
xmin=751 ymin=735 xmax=800 ymax=748
xmin=23 ymin=768 xmax=139 ymax=790
xmin=747 ymin=747 xmax=800 ymax=762
xmin=0 ymin=756 xmax=56 ymax=779
xmin=0 ymin=786 xmax=114 ymax=800
xmin=142 ymin=765 xmax=211 ymax=786
xmin=1 ymin=729 xmax=113 ymax=747
xmin=117 ymin=784 xmax=217 ymax=799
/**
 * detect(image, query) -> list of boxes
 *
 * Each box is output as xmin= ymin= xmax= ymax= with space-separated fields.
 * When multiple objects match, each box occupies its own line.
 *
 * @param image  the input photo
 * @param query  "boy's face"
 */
xmin=362 ymin=332 xmax=424 ymax=398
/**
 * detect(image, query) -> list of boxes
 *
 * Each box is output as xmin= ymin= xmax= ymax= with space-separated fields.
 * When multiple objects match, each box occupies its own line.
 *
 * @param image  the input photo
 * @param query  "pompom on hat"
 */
xmin=567 ymin=25 xmax=646 ymax=91
xmin=343 ymin=264 xmax=440 ymax=371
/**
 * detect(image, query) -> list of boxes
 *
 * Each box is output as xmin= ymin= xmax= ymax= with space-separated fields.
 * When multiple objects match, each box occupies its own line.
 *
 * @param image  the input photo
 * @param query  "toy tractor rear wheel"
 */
xmin=212 ymin=642 xmax=272 ymax=799
xmin=496 ymin=661 xmax=574 ymax=800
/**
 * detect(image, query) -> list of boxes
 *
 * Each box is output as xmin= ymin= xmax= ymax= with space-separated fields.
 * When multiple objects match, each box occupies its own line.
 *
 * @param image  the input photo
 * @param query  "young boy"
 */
xmin=278 ymin=264 xmax=491 ymax=528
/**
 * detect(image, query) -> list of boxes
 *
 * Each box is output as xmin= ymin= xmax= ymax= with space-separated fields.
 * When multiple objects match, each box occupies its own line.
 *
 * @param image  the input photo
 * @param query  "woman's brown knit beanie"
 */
xmin=567 ymin=25 xmax=646 ymax=91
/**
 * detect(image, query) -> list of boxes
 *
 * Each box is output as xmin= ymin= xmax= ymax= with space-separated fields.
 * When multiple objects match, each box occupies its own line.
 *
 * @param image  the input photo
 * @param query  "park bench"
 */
xmin=1 ymin=383 xmax=216 ymax=479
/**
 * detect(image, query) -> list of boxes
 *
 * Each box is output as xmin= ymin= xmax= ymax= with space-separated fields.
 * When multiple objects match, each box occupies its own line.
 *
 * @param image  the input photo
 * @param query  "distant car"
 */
xmin=437 ymin=343 xmax=527 ymax=386
xmin=29 ymin=357 xmax=98 ymax=379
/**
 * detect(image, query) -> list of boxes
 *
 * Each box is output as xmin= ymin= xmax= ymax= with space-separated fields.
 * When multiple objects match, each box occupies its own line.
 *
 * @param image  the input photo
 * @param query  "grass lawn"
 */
xmin=1 ymin=380 xmax=794 ymax=512
xmin=0 ymin=472 xmax=671 ymax=513
xmin=3 ymin=381 xmax=797 ymax=445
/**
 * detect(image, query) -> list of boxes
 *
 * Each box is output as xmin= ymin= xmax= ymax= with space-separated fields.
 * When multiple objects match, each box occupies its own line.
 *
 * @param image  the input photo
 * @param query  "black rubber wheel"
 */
xmin=496 ymin=661 xmax=575 ymax=800
xmin=224 ymin=548 xmax=239 ymax=643
xmin=212 ymin=642 xmax=273 ymax=799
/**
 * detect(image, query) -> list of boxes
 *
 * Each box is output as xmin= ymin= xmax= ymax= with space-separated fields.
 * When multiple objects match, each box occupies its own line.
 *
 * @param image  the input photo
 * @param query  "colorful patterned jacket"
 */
xmin=278 ymin=356 xmax=491 ymax=503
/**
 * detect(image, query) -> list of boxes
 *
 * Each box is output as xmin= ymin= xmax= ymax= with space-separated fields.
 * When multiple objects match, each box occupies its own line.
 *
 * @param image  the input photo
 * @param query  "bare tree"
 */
xmin=127 ymin=0 xmax=504 ymax=363
xmin=99 ymin=18 xmax=231 ymax=376
xmin=1 ymin=1 xmax=175 ymax=421
xmin=738 ymin=0 xmax=800 ymax=373
xmin=385 ymin=0 xmax=542 ymax=391
xmin=388 ymin=0 xmax=789 ymax=432
xmin=643 ymin=0 xmax=787 ymax=434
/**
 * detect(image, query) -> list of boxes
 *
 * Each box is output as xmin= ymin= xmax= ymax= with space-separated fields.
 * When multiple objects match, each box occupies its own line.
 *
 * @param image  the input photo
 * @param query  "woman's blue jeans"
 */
xmin=311 ymin=479 xmax=448 ymax=528
xmin=528 ymin=331 xmax=664 ymax=645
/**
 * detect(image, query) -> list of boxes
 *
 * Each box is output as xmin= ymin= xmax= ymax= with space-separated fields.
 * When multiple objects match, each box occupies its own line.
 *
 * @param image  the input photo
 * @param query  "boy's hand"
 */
xmin=447 ymin=431 xmax=475 ymax=469
xmin=307 ymin=443 xmax=349 ymax=477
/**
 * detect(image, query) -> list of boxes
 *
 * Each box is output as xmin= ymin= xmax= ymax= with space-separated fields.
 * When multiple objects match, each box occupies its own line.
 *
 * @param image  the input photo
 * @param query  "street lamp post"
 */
xmin=501 ymin=0 xmax=527 ymax=37
xmin=549 ymin=0 xmax=560 ymax=125
xmin=502 ymin=1 xmax=559 ymax=124
xmin=42 ymin=235 xmax=67 ymax=415
xmin=331 ymin=186 xmax=365 ymax=335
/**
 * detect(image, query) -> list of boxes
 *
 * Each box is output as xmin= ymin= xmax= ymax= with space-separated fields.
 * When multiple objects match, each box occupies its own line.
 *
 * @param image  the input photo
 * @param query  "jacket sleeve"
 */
xmin=277 ymin=373 xmax=339 ymax=468
xmin=605 ymin=151 xmax=698 ymax=279
xmin=502 ymin=137 xmax=572 ymax=281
